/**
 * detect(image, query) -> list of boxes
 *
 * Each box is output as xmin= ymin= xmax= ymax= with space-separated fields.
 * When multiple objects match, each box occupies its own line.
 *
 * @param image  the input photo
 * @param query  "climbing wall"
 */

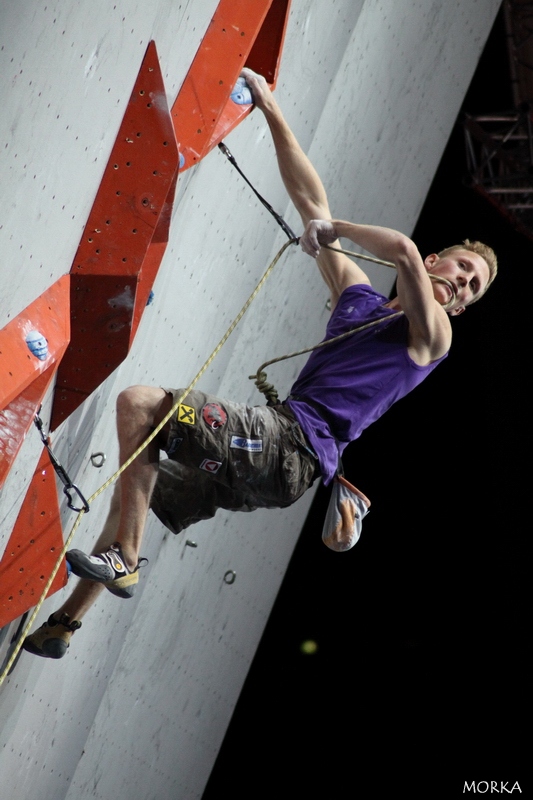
xmin=0 ymin=1 xmax=501 ymax=798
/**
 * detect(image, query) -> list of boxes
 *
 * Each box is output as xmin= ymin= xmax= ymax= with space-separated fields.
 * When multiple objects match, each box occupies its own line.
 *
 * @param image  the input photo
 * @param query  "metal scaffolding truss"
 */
xmin=463 ymin=0 xmax=533 ymax=241
xmin=464 ymin=106 xmax=533 ymax=241
xmin=504 ymin=0 xmax=533 ymax=107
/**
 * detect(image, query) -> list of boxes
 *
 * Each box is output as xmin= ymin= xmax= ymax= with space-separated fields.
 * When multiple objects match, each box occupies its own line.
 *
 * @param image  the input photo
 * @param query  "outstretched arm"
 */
xmin=242 ymin=68 xmax=370 ymax=306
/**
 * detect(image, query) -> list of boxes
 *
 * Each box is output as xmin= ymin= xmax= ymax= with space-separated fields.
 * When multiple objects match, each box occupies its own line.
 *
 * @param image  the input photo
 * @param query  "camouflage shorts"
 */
xmin=150 ymin=389 xmax=318 ymax=535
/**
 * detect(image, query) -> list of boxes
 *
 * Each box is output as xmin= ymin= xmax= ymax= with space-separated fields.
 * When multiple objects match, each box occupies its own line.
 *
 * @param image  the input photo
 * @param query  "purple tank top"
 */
xmin=286 ymin=283 xmax=447 ymax=484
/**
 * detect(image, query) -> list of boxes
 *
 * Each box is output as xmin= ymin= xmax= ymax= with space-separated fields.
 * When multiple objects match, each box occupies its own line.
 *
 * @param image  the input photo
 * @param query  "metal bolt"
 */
xmin=90 ymin=452 xmax=106 ymax=468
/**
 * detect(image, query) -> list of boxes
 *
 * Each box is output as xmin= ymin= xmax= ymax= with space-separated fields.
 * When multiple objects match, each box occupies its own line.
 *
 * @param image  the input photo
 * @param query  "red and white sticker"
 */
xmin=199 ymin=458 xmax=222 ymax=474
xmin=202 ymin=402 xmax=227 ymax=429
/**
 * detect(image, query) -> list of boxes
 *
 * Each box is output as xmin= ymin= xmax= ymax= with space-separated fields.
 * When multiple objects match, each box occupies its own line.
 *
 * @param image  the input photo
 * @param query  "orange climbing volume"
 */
xmin=0 ymin=445 xmax=68 ymax=628
xmin=50 ymin=41 xmax=179 ymax=430
xmin=0 ymin=276 xmax=70 ymax=489
xmin=172 ymin=0 xmax=291 ymax=170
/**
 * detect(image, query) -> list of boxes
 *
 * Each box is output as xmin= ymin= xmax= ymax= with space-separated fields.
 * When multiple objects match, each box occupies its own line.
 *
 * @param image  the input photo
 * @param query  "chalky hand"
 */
xmin=300 ymin=219 xmax=337 ymax=258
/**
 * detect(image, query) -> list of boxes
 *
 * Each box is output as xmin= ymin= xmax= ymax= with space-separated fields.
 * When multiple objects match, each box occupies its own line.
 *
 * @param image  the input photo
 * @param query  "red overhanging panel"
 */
xmin=172 ymin=0 xmax=291 ymax=171
xmin=0 ymin=446 xmax=68 ymax=628
xmin=50 ymin=41 xmax=180 ymax=430
xmin=0 ymin=43 xmax=179 ymax=628
xmin=0 ymin=276 xmax=70 ymax=489
xmin=0 ymin=278 xmax=70 ymax=625
xmin=0 ymin=3 xmax=293 ymax=625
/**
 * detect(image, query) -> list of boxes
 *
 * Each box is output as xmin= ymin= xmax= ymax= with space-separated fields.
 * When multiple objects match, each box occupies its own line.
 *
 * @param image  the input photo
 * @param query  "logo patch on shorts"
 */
xmin=177 ymin=404 xmax=195 ymax=425
xmin=202 ymin=402 xmax=227 ymax=429
xmin=199 ymin=458 xmax=222 ymax=474
xmin=167 ymin=436 xmax=183 ymax=456
xmin=230 ymin=436 xmax=263 ymax=452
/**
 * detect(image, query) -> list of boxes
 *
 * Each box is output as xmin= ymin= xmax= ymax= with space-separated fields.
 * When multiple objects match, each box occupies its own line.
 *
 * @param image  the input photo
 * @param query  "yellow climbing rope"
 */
xmin=0 ymin=237 xmax=296 ymax=684
xmin=323 ymin=243 xmax=396 ymax=268
xmin=0 ymin=235 xmax=449 ymax=684
xmin=250 ymin=242 xmax=401 ymax=404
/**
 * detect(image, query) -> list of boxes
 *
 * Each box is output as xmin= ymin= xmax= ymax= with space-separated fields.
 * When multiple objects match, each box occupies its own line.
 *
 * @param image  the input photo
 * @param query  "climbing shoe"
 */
xmin=65 ymin=542 xmax=147 ymax=599
xmin=23 ymin=613 xmax=81 ymax=659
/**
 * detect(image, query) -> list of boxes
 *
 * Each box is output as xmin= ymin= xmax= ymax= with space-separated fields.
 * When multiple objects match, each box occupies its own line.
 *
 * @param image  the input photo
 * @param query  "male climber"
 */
xmin=23 ymin=69 xmax=497 ymax=658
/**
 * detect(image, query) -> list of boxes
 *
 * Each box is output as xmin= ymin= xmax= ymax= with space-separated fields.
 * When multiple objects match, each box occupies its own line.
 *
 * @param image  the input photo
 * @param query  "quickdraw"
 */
xmin=218 ymin=141 xmax=297 ymax=241
xmin=34 ymin=408 xmax=90 ymax=513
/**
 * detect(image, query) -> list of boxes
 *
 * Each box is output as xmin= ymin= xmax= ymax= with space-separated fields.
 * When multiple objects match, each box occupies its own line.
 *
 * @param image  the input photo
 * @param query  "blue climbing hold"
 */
xmin=25 ymin=330 xmax=48 ymax=360
xmin=231 ymin=77 xmax=252 ymax=105
xmin=146 ymin=290 xmax=154 ymax=306
xmin=179 ymin=152 xmax=185 ymax=169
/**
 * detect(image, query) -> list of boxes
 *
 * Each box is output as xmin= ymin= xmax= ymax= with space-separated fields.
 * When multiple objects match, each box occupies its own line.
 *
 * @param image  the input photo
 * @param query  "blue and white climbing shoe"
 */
xmin=66 ymin=543 xmax=147 ymax=599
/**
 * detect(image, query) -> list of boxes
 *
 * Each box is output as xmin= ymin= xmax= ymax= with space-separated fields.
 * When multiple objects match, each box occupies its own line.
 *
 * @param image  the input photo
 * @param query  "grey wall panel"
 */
xmin=0 ymin=0 xmax=220 ymax=329
xmin=0 ymin=1 xmax=501 ymax=798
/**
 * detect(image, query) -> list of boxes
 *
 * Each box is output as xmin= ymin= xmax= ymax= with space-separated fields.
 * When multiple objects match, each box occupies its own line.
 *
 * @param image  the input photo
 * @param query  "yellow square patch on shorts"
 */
xmin=177 ymin=404 xmax=195 ymax=425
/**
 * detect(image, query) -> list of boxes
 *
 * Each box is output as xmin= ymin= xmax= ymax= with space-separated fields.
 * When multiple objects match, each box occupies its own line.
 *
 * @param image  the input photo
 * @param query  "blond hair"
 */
xmin=438 ymin=239 xmax=497 ymax=300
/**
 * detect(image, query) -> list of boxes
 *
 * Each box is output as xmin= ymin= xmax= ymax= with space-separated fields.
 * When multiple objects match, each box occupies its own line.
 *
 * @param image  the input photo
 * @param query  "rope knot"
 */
xmin=251 ymin=370 xmax=280 ymax=406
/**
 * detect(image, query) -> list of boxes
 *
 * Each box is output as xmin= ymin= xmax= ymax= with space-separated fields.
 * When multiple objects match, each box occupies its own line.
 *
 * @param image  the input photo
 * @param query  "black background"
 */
xmin=204 ymin=8 xmax=528 ymax=798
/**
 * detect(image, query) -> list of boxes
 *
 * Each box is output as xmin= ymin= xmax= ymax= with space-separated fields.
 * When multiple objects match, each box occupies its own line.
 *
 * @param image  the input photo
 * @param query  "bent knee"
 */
xmin=116 ymin=386 xmax=168 ymax=421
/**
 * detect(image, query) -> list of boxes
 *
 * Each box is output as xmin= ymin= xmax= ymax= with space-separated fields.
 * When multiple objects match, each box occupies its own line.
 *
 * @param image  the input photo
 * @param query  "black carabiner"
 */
xmin=64 ymin=484 xmax=90 ymax=514
xmin=33 ymin=409 xmax=90 ymax=515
